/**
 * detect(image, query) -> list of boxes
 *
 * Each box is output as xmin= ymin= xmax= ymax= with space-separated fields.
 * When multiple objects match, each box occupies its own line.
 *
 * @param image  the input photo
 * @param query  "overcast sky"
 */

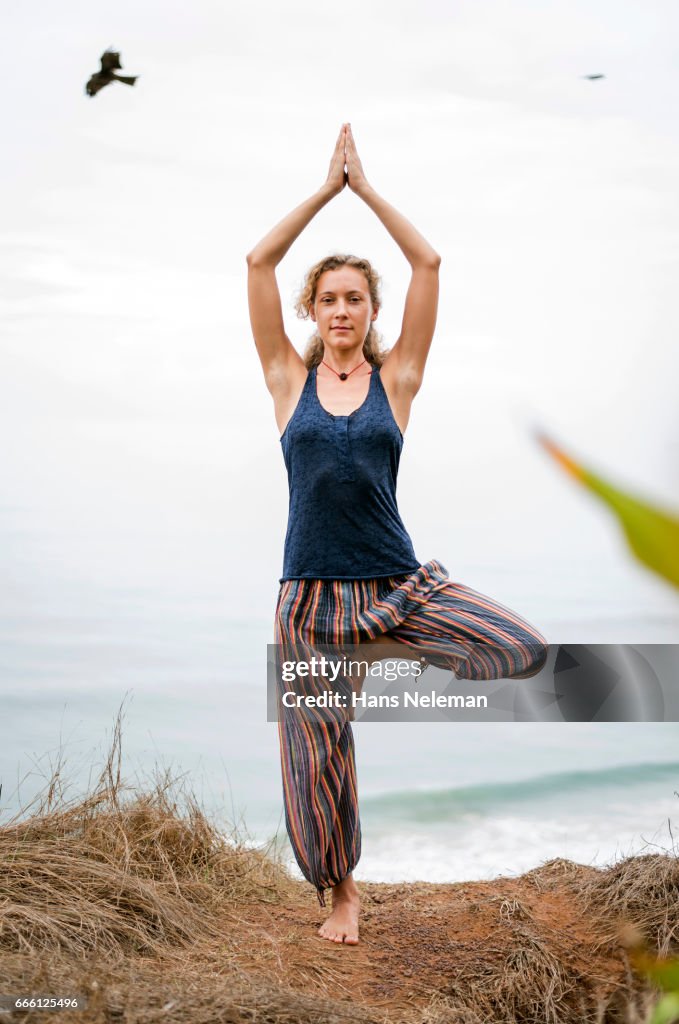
xmin=3 ymin=0 xmax=679 ymax=636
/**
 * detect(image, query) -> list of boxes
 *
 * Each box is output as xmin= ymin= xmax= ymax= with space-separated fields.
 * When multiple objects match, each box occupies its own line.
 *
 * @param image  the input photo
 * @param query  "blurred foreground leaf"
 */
xmin=649 ymin=992 xmax=679 ymax=1024
xmin=632 ymin=954 xmax=679 ymax=992
xmin=536 ymin=433 xmax=679 ymax=589
xmin=629 ymin=946 xmax=679 ymax=1022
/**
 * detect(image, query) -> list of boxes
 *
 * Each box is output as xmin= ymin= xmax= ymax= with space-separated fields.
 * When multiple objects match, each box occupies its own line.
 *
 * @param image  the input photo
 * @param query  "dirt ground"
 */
xmin=2 ymin=758 xmax=675 ymax=1024
xmin=218 ymin=865 xmax=634 ymax=1020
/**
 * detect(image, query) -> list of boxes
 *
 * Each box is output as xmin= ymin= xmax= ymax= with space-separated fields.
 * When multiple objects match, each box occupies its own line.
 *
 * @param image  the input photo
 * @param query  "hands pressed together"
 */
xmin=248 ymin=118 xmax=441 ymax=391
xmin=325 ymin=123 xmax=369 ymax=197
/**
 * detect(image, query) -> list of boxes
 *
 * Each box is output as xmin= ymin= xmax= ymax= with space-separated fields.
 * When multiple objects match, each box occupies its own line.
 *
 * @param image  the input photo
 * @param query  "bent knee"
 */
xmin=513 ymin=636 xmax=549 ymax=679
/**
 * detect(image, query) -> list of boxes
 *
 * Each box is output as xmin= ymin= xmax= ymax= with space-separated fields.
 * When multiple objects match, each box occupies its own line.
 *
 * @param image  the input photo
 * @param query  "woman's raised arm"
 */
xmin=246 ymin=125 xmax=348 ymax=392
xmin=344 ymin=125 xmax=440 ymax=396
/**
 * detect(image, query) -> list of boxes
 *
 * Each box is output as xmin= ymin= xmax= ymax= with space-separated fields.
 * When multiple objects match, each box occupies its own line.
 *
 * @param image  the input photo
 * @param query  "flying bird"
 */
xmin=85 ymin=49 xmax=138 ymax=97
xmin=583 ymin=74 xmax=606 ymax=80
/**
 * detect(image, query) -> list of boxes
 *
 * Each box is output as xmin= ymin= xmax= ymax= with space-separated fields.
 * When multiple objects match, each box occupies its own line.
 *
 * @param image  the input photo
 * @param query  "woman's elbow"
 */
xmin=246 ymin=250 xmax=277 ymax=270
xmin=414 ymin=252 xmax=441 ymax=270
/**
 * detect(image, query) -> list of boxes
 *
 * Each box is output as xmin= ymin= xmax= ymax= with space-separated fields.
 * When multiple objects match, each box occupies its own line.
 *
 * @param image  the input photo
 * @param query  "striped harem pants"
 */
xmin=273 ymin=558 xmax=548 ymax=906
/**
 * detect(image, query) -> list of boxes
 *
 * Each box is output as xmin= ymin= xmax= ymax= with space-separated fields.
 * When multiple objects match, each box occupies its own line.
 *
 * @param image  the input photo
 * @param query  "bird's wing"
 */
xmin=100 ymin=49 xmax=122 ymax=71
xmin=85 ymin=73 xmax=108 ymax=96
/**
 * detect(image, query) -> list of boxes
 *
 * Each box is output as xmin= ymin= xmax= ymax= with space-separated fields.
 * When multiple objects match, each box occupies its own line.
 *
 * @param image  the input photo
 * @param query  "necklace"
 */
xmin=321 ymin=358 xmax=367 ymax=381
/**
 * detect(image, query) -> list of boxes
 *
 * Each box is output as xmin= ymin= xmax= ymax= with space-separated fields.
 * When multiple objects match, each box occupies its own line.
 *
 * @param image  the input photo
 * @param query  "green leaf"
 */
xmin=536 ymin=433 xmax=679 ymax=589
xmin=650 ymin=992 xmax=679 ymax=1024
xmin=646 ymin=962 xmax=679 ymax=991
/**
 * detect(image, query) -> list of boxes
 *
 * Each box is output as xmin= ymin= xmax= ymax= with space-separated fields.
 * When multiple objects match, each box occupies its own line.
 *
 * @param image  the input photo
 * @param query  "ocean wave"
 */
xmin=360 ymin=761 xmax=679 ymax=823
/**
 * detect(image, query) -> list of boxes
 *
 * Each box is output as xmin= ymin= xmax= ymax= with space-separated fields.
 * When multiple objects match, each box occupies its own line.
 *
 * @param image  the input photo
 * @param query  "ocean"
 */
xmin=2 ymin=535 xmax=678 ymax=886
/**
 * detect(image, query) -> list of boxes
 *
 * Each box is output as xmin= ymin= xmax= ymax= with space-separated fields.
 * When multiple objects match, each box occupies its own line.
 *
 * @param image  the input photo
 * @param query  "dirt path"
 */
xmin=217 ymin=866 xmax=633 ymax=1021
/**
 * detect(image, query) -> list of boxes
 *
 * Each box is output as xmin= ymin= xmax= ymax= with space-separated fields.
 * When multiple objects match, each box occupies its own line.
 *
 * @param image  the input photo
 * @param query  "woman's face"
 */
xmin=310 ymin=266 xmax=377 ymax=350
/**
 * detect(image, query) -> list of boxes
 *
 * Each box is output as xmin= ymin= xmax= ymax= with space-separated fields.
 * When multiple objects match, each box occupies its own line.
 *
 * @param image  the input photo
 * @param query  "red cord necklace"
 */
xmin=320 ymin=358 xmax=367 ymax=381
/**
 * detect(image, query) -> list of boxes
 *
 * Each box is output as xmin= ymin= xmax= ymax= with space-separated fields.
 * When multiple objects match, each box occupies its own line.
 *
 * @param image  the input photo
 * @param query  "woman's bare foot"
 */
xmin=318 ymin=873 xmax=360 ymax=944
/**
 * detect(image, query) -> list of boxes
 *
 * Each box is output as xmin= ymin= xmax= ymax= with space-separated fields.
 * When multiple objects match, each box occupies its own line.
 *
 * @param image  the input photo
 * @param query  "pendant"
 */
xmin=339 ymin=372 xmax=348 ymax=380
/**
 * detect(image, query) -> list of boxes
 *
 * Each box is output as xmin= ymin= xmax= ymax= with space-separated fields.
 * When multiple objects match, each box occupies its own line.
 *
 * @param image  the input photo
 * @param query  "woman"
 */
xmin=246 ymin=124 xmax=547 ymax=945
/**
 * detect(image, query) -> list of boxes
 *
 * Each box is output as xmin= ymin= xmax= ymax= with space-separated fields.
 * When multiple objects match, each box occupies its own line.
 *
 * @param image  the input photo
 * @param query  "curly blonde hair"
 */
xmin=294 ymin=254 xmax=387 ymax=369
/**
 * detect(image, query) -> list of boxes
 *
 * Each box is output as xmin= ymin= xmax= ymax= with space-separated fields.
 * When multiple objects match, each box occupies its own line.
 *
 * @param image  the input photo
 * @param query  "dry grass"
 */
xmin=1 ymin=716 xmax=678 ymax=1023
xmin=1 ymin=714 xmax=295 ymax=966
xmin=581 ymin=851 xmax=679 ymax=956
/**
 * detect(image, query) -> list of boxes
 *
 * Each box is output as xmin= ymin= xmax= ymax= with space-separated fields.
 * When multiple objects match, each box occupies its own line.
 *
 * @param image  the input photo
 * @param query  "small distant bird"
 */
xmin=583 ymin=74 xmax=606 ymax=80
xmin=85 ymin=49 xmax=138 ymax=97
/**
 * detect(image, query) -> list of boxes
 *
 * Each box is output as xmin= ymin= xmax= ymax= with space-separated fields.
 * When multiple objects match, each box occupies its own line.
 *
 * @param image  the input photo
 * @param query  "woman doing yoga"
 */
xmin=246 ymin=124 xmax=547 ymax=945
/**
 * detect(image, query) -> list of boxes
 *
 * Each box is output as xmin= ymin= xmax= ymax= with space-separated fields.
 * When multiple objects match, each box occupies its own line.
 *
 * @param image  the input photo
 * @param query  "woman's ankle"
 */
xmin=332 ymin=873 xmax=359 ymax=902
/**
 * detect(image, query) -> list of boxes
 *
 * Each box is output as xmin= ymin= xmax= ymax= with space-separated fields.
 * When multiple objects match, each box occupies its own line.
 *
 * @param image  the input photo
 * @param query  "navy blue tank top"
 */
xmin=279 ymin=365 xmax=420 ymax=581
